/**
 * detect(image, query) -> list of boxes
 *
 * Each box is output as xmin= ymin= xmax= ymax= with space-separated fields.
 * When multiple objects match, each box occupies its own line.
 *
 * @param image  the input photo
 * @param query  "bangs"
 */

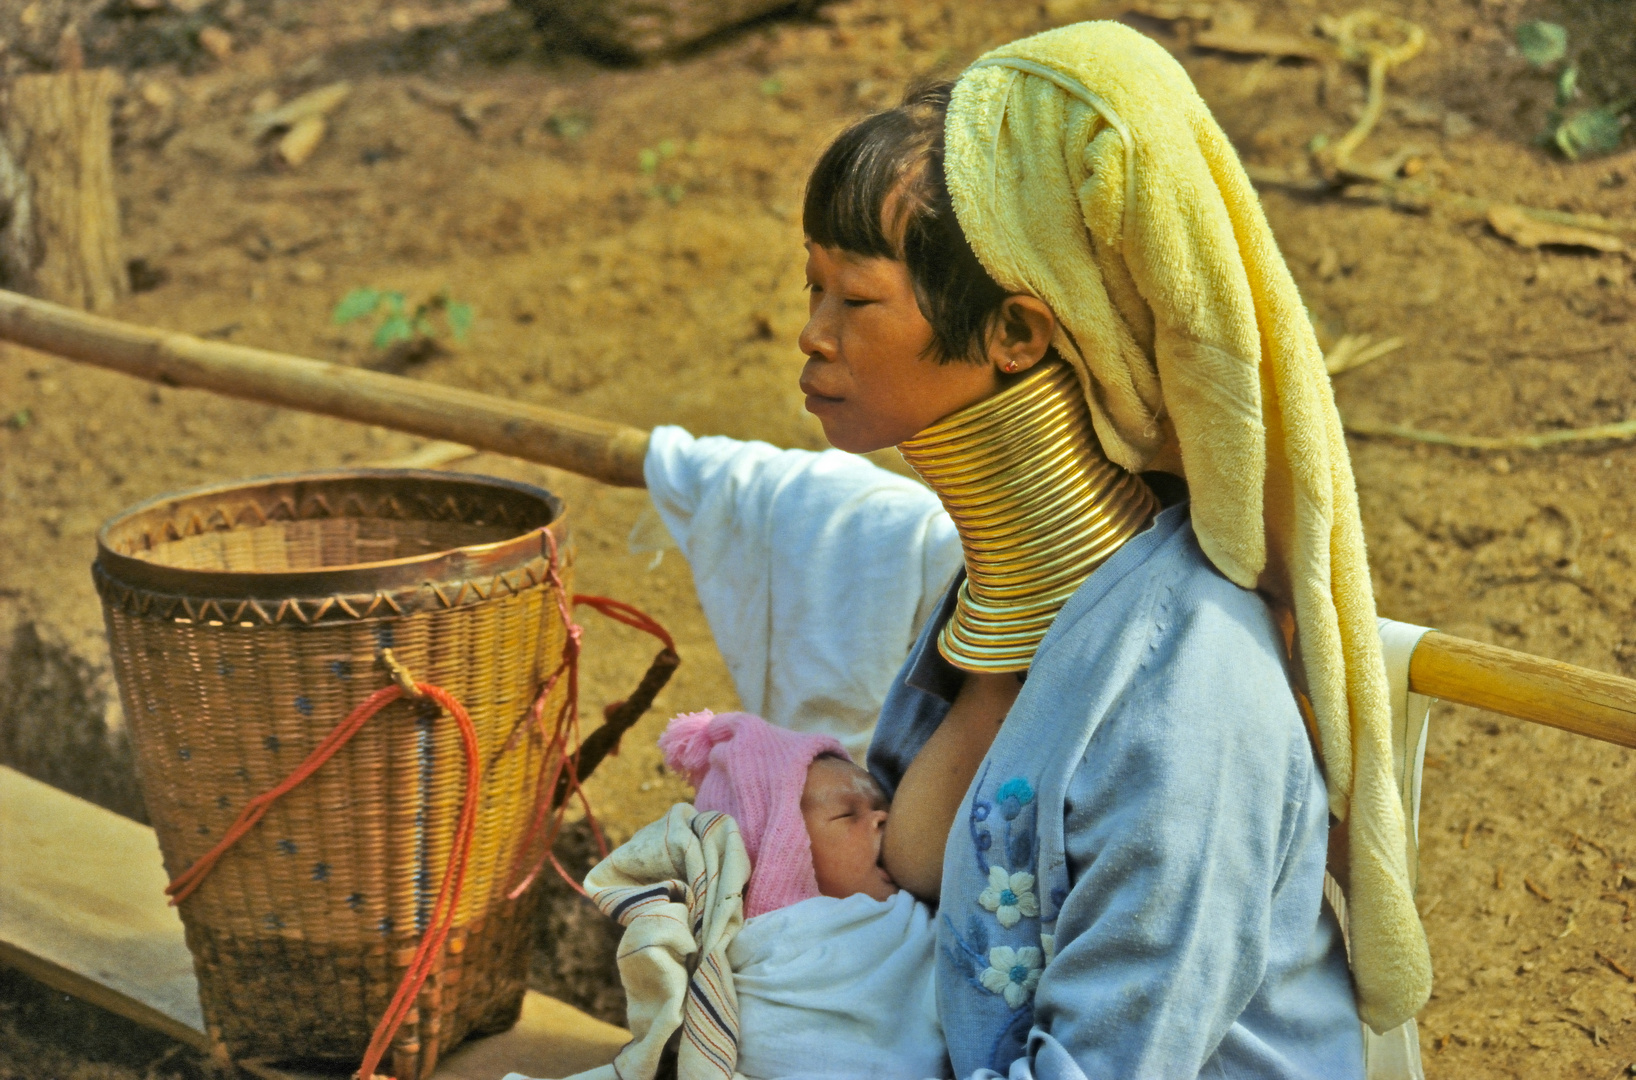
xmin=802 ymin=109 xmax=926 ymax=260
xmin=801 ymin=82 xmax=1008 ymax=365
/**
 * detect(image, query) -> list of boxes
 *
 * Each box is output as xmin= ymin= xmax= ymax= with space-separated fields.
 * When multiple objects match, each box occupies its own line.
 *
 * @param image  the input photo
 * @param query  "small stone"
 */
xmin=1490 ymin=456 xmax=1511 ymax=475
xmin=1444 ymin=112 xmax=1476 ymax=139
xmin=278 ymin=114 xmax=327 ymax=167
xmin=197 ymin=26 xmax=234 ymax=62
xmin=140 ymin=81 xmax=176 ymax=110
xmin=250 ymin=88 xmax=280 ymax=114
xmin=288 ymin=261 xmax=327 ymax=285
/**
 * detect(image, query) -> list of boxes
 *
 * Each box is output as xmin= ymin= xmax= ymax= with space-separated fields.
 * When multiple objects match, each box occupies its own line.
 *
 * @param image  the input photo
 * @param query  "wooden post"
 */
xmin=0 ymin=68 xmax=128 ymax=312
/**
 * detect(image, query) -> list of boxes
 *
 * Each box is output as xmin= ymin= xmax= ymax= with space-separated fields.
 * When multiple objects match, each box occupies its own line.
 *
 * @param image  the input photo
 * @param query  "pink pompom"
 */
xmin=657 ymin=710 xmax=720 ymax=783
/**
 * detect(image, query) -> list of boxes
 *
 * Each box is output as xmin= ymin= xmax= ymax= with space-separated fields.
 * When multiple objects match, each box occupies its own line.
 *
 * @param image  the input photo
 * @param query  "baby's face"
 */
xmin=800 ymin=756 xmax=897 ymax=902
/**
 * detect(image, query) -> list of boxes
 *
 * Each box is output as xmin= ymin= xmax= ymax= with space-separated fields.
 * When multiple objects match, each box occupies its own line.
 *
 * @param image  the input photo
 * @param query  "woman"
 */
xmin=646 ymin=20 xmax=1429 ymax=1079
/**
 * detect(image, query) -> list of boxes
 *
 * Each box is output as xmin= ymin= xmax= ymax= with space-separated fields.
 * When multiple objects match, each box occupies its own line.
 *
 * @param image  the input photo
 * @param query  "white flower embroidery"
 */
xmin=1040 ymin=933 xmax=1056 ymax=967
xmin=979 ymin=945 xmax=1044 ymax=1008
xmin=978 ymin=866 xmax=1039 ymax=928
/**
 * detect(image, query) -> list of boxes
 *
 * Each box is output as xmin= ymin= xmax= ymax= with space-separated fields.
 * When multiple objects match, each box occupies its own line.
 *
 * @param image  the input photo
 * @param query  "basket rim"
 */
xmin=95 ymin=468 xmax=567 ymax=600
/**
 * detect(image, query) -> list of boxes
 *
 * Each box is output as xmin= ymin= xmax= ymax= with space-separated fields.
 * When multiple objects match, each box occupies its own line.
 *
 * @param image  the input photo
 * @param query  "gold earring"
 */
xmin=1003 ymin=360 xmax=1019 ymax=373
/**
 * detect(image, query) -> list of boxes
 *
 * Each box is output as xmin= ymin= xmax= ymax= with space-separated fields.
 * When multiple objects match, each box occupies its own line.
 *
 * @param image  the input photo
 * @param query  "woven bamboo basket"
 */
xmin=94 ymin=469 xmax=577 ymax=1078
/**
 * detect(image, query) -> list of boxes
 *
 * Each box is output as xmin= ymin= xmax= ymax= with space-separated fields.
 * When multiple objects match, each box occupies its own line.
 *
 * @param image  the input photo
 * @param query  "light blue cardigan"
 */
xmin=870 ymin=503 xmax=1364 ymax=1079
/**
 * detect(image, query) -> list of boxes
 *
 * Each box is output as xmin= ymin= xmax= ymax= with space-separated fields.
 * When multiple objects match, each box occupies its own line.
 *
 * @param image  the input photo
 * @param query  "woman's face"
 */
xmin=798 ymin=242 xmax=1001 ymax=453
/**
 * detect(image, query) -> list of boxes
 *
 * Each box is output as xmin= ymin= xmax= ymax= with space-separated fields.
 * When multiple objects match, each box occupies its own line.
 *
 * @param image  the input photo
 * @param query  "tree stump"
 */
xmin=0 ymin=69 xmax=128 ymax=312
xmin=514 ymin=0 xmax=799 ymax=59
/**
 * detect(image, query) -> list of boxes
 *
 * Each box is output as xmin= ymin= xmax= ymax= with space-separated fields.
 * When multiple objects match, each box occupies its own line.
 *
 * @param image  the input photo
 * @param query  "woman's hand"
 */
xmin=881 ymin=670 xmax=1021 ymax=901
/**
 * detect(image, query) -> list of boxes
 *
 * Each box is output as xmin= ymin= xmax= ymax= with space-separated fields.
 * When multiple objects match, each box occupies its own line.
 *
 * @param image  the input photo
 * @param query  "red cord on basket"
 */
xmin=163 ymin=528 xmax=674 ymax=1080
xmin=501 ymin=534 xmax=677 ymax=901
xmin=165 ymin=680 xmax=482 ymax=1080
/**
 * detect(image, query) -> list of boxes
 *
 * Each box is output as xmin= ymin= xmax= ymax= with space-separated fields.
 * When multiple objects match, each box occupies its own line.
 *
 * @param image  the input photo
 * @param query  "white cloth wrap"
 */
xmin=1357 ymin=618 xmax=1434 ymax=1080
xmin=728 ymin=891 xmax=946 ymax=1080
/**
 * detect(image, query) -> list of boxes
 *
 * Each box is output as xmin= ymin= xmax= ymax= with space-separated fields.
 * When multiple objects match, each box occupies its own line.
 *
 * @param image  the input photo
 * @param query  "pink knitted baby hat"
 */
xmin=658 ymin=710 xmax=848 ymax=918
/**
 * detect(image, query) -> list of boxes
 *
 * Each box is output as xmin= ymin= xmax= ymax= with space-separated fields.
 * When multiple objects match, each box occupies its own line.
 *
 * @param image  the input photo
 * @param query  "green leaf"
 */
xmin=332 ymin=288 xmax=381 ymax=324
xmin=383 ymin=292 xmax=406 ymax=316
xmin=656 ymin=138 xmax=678 ymax=158
xmin=1516 ymin=20 xmax=1567 ymax=68
xmin=1555 ymin=65 xmax=1578 ymax=108
xmin=1554 ymin=105 xmax=1628 ymax=160
xmin=373 ymin=314 xmax=413 ymax=349
xmin=6 ymin=408 xmax=30 ymax=430
xmin=638 ymin=147 xmax=660 ymax=175
xmin=545 ymin=110 xmax=590 ymax=140
xmin=445 ymin=301 xmax=473 ymax=341
xmin=759 ymin=77 xmax=784 ymax=97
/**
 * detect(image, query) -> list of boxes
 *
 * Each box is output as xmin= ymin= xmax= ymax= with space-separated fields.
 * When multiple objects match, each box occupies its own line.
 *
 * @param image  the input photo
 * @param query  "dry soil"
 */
xmin=0 ymin=0 xmax=1633 ymax=1077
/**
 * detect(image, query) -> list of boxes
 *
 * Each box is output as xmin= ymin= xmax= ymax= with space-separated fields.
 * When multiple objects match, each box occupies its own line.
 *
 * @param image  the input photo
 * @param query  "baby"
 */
xmin=509 ymin=710 xmax=946 ymax=1080
xmin=663 ymin=710 xmax=944 ymax=1080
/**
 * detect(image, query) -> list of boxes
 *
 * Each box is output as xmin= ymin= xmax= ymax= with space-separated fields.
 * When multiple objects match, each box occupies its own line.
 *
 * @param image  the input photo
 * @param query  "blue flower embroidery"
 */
xmin=952 ymin=771 xmax=1052 ymax=1074
xmin=996 ymin=777 xmax=1035 ymax=820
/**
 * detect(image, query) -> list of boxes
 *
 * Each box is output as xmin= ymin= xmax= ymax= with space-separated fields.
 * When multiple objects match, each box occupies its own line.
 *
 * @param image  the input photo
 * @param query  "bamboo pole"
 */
xmin=2 ymin=289 xmax=1634 ymax=747
xmin=1411 ymin=632 xmax=1636 ymax=749
xmin=0 ymin=288 xmax=650 ymax=487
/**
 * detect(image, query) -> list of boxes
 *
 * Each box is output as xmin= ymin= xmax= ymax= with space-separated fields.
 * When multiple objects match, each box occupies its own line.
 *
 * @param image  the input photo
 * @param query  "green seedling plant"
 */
xmin=333 ymin=288 xmax=473 ymax=351
xmin=546 ymin=109 xmax=591 ymax=141
xmin=638 ymin=139 xmax=685 ymax=205
xmin=1517 ymin=20 xmax=1632 ymax=161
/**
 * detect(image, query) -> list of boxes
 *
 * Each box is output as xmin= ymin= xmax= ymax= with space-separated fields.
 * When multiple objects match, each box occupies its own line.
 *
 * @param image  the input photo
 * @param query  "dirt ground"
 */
xmin=0 ymin=0 xmax=1632 ymax=1076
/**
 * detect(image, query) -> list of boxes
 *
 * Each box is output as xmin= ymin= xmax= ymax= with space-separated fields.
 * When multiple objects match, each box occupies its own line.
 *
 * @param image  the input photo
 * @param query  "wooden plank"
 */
xmin=0 ymin=764 xmax=627 ymax=1077
xmin=431 ymin=992 xmax=627 ymax=1079
xmin=0 ymin=765 xmax=206 ymax=1047
xmin=245 ymin=993 xmax=628 ymax=1080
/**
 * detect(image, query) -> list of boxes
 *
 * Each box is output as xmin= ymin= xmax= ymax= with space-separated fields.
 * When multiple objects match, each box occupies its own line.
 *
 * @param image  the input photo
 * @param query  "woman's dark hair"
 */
xmin=802 ymin=81 xmax=1010 ymax=365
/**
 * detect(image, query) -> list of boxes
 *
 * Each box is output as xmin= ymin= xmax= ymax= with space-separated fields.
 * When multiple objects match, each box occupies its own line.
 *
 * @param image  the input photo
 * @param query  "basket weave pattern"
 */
xmin=95 ymin=472 xmax=572 ymax=1077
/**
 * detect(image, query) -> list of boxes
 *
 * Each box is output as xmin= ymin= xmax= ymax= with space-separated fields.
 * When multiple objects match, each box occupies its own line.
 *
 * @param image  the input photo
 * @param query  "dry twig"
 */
xmin=1595 ymin=951 xmax=1635 ymax=982
xmin=1344 ymin=417 xmax=1636 ymax=452
xmin=1324 ymin=333 xmax=1404 ymax=374
xmin=1525 ymin=876 xmax=1554 ymax=902
xmin=1314 ymin=11 xmax=1426 ymax=180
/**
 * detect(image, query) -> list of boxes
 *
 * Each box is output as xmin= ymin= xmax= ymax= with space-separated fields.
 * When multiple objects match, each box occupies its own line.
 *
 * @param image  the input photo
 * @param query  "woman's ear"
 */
xmin=985 ymin=295 xmax=1057 ymax=375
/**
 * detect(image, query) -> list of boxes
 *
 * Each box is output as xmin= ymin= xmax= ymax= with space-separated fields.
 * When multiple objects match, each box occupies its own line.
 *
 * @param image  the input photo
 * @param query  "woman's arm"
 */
xmin=644 ymin=426 xmax=961 ymax=757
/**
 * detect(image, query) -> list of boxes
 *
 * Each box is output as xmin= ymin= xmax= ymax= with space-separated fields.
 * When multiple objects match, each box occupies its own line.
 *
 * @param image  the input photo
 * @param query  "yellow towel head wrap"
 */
xmin=944 ymin=21 xmax=1430 ymax=1031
